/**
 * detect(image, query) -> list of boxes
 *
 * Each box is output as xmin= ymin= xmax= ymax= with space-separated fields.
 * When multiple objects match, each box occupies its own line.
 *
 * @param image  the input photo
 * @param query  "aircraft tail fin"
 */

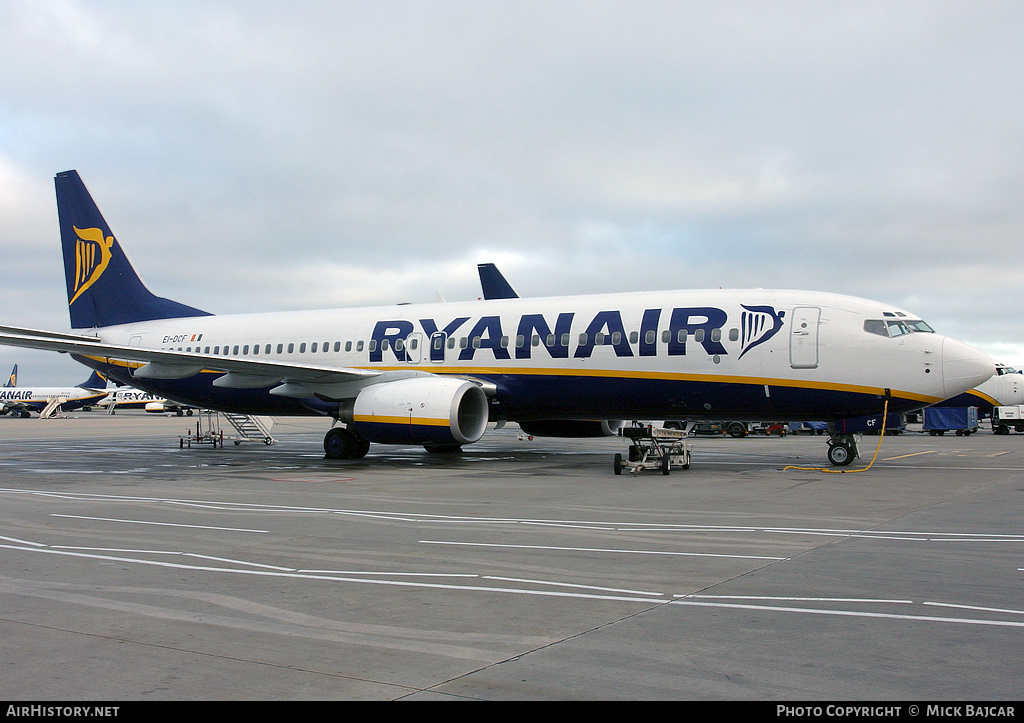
xmin=55 ymin=170 xmax=212 ymax=329
xmin=477 ymin=263 xmax=519 ymax=300
xmin=5 ymin=364 xmax=16 ymax=387
xmin=78 ymin=370 xmax=107 ymax=390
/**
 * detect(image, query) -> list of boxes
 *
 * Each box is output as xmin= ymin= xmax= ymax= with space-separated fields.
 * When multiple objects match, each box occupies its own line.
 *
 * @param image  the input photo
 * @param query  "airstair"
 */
xmin=40 ymin=396 xmax=71 ymax=419
xmin=179 ymin=412 xmax=276 ymax=448
xmin=222 ymin=413 xmax=276 ymax=445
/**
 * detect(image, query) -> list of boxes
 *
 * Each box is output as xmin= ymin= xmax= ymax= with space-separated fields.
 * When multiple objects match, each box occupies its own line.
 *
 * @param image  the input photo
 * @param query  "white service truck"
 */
xmin=992 ymin=405 xmax=1024 ymax=435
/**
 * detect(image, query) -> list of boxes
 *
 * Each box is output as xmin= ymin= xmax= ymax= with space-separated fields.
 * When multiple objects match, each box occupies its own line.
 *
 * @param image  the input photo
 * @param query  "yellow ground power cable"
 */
xmin=783 ymin=397 xmax=890 ymax=474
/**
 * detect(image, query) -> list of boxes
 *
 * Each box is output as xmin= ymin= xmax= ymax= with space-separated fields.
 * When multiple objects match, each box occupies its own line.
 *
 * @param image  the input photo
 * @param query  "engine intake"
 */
xmin=346 ymin=377 xmax=489 ymax=446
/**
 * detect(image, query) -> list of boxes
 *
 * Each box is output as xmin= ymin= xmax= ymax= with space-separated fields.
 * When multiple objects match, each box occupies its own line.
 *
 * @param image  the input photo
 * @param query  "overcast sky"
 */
xmin=1 ymin=1 xmax=1022 ymax=385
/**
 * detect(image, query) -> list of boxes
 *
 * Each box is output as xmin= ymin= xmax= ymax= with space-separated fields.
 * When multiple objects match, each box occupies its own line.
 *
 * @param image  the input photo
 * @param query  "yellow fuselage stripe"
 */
xmin=79 ymin=356 xmax=943 ymax=405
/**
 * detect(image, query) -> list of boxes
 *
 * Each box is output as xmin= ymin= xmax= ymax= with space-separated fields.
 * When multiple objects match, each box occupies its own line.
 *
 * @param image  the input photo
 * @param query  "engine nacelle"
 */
xmin=348 ymin=377 xmax=489 ymax=446
xmin=518 ymin=420 xmax=624 ymax=438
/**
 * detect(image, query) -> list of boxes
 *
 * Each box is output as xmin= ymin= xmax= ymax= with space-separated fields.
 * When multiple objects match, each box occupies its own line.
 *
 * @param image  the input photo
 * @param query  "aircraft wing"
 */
xmin=0 ymin=326 xmax=383 ymax=395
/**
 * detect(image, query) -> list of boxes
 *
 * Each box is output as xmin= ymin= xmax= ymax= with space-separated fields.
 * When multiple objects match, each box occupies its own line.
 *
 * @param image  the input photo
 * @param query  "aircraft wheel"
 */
xmin=324 ymin=427 xmax=368 ymax=459
xmin=424 ymin=443 xmax=462 ymax=454
xmin=827 ymin=442 xmax=855 ymax=467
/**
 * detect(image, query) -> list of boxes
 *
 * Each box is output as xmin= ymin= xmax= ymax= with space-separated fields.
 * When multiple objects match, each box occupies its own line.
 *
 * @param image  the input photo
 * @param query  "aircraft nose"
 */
xmin=941 ymin=337 xmax=996 ymax=398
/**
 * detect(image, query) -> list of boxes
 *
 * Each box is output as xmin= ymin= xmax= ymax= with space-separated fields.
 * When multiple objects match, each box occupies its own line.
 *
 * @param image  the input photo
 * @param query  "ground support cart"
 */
xmin=615 ymin=424 xmax=692 ymax=475
xmin=180 ymin=410 xmax=224 ymax=448
xmin=923 ymin=406 xmax=978 ymax=436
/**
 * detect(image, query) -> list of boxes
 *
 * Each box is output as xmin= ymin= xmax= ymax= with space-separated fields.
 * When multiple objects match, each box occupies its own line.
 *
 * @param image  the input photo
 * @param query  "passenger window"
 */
xmin=729 ymin=328 xmax=739 ymax=342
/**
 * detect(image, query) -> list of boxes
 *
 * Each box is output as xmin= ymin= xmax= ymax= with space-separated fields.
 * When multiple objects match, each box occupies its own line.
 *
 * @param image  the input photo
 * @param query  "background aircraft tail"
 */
xmin=55 ymin=170 xmax=211 ymax=329
xmin=78 ymin=370 xmax=107 ymax=390
xmin=5 ymin=364 xmax=16 ymax=387
xmin=477 ymin=263 xmax=519 ymax=300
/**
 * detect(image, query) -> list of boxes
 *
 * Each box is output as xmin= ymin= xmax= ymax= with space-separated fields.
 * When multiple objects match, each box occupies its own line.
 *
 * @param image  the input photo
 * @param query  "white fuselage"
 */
xmin=81 ymin=288 xmax=993 ymax=423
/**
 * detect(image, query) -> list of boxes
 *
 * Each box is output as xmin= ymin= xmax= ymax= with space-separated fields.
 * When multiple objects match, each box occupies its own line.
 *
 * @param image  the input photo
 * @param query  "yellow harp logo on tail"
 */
xmin=70 ymin=226 xmax=114 ymax=306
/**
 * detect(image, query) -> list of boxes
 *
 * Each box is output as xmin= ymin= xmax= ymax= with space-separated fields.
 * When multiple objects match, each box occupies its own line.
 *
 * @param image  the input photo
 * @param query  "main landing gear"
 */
xmin=826 ymin=433 xmax=860 ymax=467
xmin=323 ymin=427 xmax=370 ymax=460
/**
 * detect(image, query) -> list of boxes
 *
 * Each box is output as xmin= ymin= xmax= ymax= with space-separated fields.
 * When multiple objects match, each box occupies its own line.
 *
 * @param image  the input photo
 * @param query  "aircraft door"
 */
xmin=790 ymin=307 xmax=820 ymax=369
xmin=405 ymin=332 xmax=423 ymax=364
xmin=429 ymin=332 xmax=447 ymax=363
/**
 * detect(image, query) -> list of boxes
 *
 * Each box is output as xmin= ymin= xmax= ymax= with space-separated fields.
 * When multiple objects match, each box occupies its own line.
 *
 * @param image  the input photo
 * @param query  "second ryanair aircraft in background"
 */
xmin=0 ymin=171 xmax=995 ymax=466
xmin=0 ymin=364 xmax=106 ymax=417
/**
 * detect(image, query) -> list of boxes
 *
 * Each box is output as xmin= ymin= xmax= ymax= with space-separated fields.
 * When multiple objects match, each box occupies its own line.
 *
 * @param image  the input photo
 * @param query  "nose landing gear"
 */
xmin=826 ymin=434 xmax=860 ymax=467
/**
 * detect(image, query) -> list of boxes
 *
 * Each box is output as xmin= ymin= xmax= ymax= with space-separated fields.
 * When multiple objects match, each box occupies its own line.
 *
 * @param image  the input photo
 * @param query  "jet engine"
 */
xmin=518 ymin=420 xmax=624 ymax=437
xmin=342 ymin=376 xmax=489 ymax=448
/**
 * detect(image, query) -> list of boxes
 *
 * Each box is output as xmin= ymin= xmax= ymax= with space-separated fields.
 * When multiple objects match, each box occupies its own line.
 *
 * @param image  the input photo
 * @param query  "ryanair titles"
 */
xmin=368 ymin=305 xmax=786 ymax=363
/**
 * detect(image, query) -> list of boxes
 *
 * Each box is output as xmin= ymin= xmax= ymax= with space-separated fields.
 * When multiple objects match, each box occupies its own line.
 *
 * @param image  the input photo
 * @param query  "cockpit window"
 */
xmin=864 ymin=319 xmax=934 ymax=337
xmin=887 ymin=320 xmax=911 ymax=337
xmin=864 ymin=320 xmax=888 ymax=336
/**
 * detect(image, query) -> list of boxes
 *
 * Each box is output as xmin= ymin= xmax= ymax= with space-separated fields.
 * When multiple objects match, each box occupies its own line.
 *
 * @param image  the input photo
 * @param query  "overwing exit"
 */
xmin=0 ymin=171 xmax=996 ymax=466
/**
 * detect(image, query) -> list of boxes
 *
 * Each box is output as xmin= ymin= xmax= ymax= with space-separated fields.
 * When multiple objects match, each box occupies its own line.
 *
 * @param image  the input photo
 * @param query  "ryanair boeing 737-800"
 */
xmin=0 ymin=171 xmax=995 ymax=466
xmin=0 ymin=364 xmax=107 ymax=417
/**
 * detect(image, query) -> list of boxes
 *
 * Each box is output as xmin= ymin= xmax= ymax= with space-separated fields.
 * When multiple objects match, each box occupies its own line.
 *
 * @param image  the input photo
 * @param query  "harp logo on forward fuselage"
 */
xmin=738 ymin=304 xmax=787 ymax=359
